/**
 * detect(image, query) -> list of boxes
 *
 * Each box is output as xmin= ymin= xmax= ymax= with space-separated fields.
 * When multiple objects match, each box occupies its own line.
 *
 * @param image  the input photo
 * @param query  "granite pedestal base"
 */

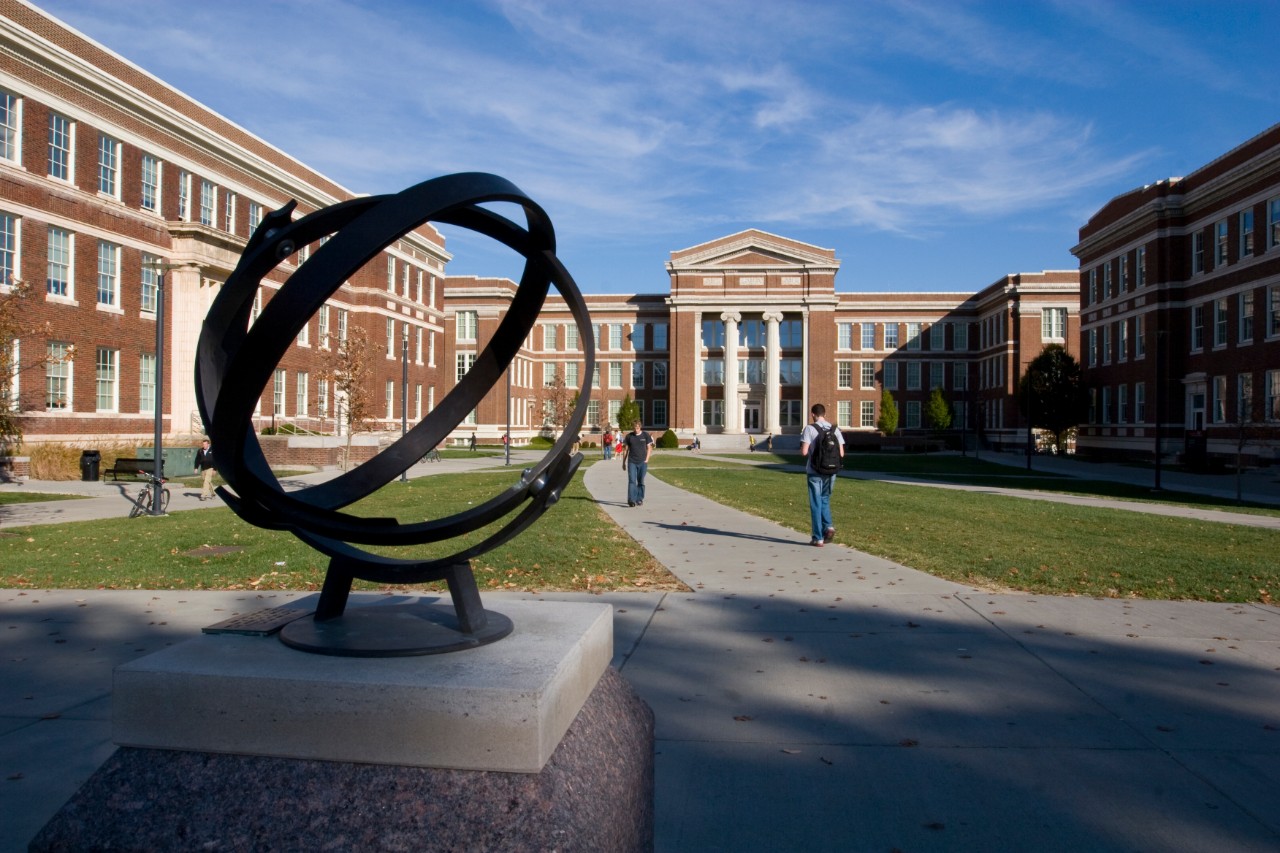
xmin=30 ymin=667 xmax=654 ymax=852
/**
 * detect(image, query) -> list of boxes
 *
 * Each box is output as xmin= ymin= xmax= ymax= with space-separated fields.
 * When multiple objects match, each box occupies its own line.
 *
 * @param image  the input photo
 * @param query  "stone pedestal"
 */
xmin=30 ymin=597 xmax=654 ymax=851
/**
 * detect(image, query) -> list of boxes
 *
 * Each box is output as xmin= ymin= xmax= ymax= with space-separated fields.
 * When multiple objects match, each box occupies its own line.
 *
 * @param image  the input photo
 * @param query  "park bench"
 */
xmin=104 ymin=458 xmax=159 ymax=481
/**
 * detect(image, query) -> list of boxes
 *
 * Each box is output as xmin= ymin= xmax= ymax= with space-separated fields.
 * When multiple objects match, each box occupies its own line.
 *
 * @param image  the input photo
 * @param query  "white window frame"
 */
xmin=140 ymin=154 xmax=161 ymax=213
xmin=46 ymin=226 xmax=73 ymax=299
xmin=47 ymin=112 xmax=72 ymax=181
xmin=97 ymin=133 xmax=120 ymax=198
xmin=95 ymin=347 xmax=118 ymax=412
xmin=0 ymin=89 xmax=20 ymax=163
xmin=96 ymin=240 xmax=120 ymax=308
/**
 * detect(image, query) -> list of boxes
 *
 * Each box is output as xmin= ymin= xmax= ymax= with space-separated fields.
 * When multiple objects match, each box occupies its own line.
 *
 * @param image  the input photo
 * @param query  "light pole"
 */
xmin=400 ymin=324 xmax=408 ymax=483
xmin=141 ymin=260 xmax=183 ymax=515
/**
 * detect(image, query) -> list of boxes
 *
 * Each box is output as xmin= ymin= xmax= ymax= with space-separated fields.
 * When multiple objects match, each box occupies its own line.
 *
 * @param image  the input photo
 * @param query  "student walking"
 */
xmin=620 ymin=420 xmax=654 ymax=507
xmin=194 ymin=438 xmax=216 ymax=501
xmin=798 ymin=403 xmax=844 ymax=546
xmin=602 ymin=427 xmax=614 ymax=460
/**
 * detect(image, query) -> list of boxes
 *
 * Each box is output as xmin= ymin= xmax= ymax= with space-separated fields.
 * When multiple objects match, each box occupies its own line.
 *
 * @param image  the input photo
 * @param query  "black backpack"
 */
xmin=812 ymin=424 xmax=842 ymax=475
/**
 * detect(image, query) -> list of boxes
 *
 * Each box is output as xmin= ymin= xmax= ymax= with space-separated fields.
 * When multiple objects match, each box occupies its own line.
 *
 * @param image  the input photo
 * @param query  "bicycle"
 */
xmin=126 ymin=471 xmax=171 ymax=517
xmin=420 ymin=447 xmax=442 ymax=463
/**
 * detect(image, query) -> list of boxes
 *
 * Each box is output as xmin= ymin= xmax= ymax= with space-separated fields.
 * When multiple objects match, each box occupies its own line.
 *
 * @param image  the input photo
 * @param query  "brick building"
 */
xmin=1073 ymin=122 xmax=1280 ymax=466
xmin=1 ymin=2 xmax=1080 ymax=461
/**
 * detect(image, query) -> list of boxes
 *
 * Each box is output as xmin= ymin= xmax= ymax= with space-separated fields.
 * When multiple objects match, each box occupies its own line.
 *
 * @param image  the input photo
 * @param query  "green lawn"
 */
xmin=1 ymin=470 xmax=683 ymax=594
xmin=649 ymin=455 xmax=1279 ymax=603
xmin=0 ymin=491 xmax=84 ymax=506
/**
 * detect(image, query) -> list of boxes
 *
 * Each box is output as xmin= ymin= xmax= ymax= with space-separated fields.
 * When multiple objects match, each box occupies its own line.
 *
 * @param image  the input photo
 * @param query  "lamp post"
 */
xmin=400 ymin=324 xmax=408 ymax=483
xmin=141 ymin=260 xmax=182 ymax=515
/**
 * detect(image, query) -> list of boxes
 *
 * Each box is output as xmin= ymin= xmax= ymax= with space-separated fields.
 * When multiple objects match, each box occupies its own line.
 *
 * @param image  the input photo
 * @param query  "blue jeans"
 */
xmin=806 ymin=472 xmax=835 ymax=542
xmin=628 ymin=461 xmax=648 ymax=505
xmin=604 ymin=443 xmax=613 ymax=460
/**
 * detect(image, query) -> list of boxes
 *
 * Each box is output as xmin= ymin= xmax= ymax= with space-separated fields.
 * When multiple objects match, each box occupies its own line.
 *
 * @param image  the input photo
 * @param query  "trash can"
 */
xmin=80 ymin=450 xmax=101 ymax=482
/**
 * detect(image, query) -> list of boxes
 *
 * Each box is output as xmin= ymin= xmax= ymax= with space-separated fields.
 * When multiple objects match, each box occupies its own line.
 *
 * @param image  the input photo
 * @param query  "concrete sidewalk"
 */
xmin=2 ymin=455 xmax=1279 ymax=851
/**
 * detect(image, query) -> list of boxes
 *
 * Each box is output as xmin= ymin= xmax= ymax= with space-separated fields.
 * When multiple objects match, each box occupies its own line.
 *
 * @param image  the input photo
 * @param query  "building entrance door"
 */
xmin=743 ymin=401 xmax=761 ymax=432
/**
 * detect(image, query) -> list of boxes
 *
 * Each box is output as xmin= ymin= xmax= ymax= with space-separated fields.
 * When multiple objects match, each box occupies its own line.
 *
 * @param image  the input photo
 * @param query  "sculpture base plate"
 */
xmin=278 ymin=603 xmax=513 ymax=657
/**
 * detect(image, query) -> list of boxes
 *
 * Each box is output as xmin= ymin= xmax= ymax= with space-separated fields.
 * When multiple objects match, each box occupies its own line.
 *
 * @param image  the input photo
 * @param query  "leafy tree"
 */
xmin=876 ymin=389 xmax=899 ymax=436
xmin=1017 ymin=344 xmax=1087 ymax=453
xmin=322 ymin=325 xmax=376 ymax=470
xmin=615 ymin=394 xmax=641 ymax=432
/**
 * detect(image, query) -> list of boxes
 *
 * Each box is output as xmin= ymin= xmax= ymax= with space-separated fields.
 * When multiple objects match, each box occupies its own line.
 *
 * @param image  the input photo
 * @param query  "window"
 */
xmin=385 ymin=380 xmax=395 ymax=420
xmin=1191 ymin=304 xmax=1205 ymax=349
xmin=0 ymin=212 xmax=17 ymax=286
xmin=953 ymin=362 xmax=966 ymax=390
xmin=415 ymin=327 xmax=422 ymax=363
xmin=838 ymin=323 xmax=853 ymax=350
xmin=836 ymin=400 xmax=852 ymax=426
xmin=859 ymin=400 xmax=874 ymax=428
xmin=46 ymin=341 xmax=71 ymax=409
xmin=140 ymin=154 xmax=160 ymax=212
xmin=1212 ymin=375 xmax=1227 ymax=423
xmin=297 ymin=316 xmax=310 ymax=347
xmin=883 ymin=360 xmax=898 ymax=390
xmin=564 ymin=361 xmax=580 ymax=387
xmin=930 ymin=361 xmax=944 ymax=390
xmin=92 ymin=348 xmax=117 ymax=412
xmin=249 ymin=202 xmax=262 ymax=232
xmin=884 ymin=324 xmax=899 ymax=349
xmin=701 ymin=320 xmax=723 ymax=349
xmin=906 ymin=361 xmax=921 ymax=390
xmin=779 ymin=358 xmax=802 ymax=385
xmin=610 ymin=362 xmax=623 ymax=388
xmin=296 ymin=372 xmax=309 ymax=416
xmin=1192 ymin=231 xmax=1204 ymax=274
xmin=837 ymin=361 xmax=852 ymax=389
xmin=272 ymin=369 xmax=286 ymax=415
xmin=47 ymin=113 xmax=72 ymax=180
xmin=861 ymin=362 xmax=876 ymax=389
xmin=652 ymin=399 xmax=667 ymax=427
xmin=929 ymin=323 xmax=945 ymax=350
xmin=1238 ymin=374 xmax=1253 ymax=422
xmin=317 ymin=305 xmax=329 ymax=348
xmin=1135 ymin=382 xmax=1146 ymax=423
xmin=738 ymin=358 xmax=764 ymax=384
xmin=457 ymin=310 xmax=477 ymax=341
xmin=1214 ymin=298 xmax=1228 ymax=347
xmin=96 ymin=241 xmax=119 ymax=307
xmin=906 ymin=322 xmax=922 ymax=350
xmin=1240 ymin=209 xmax=1254 ymax=258
xmin=541 ymin=362 xmax=556 ymax=387
xmin=905 ymin=400 xmax=921 ymax=429
xmin=1240 ymin=291 xmax=1254 ymax=343
xmin=566 ymin=324 xmax=580 ymax=351
xmin=1117 ymin=319 xmax=1128 ymax=362
xmin=317 ymin=379 xmax=329 ymax=418
xmin=1117 ymin=384 xmax=1128 ymax=424
xmin=954 ymin=323 xmax=968 ymax=351
xmin=1135 ymin=314 xmax=1146 ymax=358
xmin=780 ymin=400 xmax=803 ymax=428
xmin=610 ymin=324 xmax=624 ymax=350
xmin=224 ymin=191 xmax=237 ymax=233
xmin=1119 ymin=255 xmax=1129 ymax=291
xmin=1214 ymin=219 xmax=1228 ymax=267
xmin=1101 ymin=387 xmax=1111 ymax=423
xmin=1270 ymin=370 xmax=1280 ymax=421
xmin=861 ymin=323 xmax=875 ymax=350
xmin=139 ymin=353 xmax=156 ymax=414
xmin=542 ymin=323 xmax=557 ymax=350
xmin=1087 ymin=329 xmax=1097 ymax=367
xmin=1102 ymin=325 xmax=1112 ymax=363
xmin=591 ymin=364 xmax=600 ymax=388
xmin=337 ymin=308 xmax=348 ymax=344
xmin=456 ymin=352 xmax=475 ymax=383
xmin=702 ymin=399 xmax=723 ymax=427
xmin=1103 ymin=262 xmax=1112 ymax=298
xmin=177 ymin=170 xmax=190 ymax=220
xmin=0 ymin=90 xmax=18 ymax=162
xmin=1041 ymin=308 xmax=1066 ymax=340
xmin=98 ymin=134 xmax=120 ymax=197
xmin=702 ymin=359 xmax=723 ymax=386
xmin=653 ymin=361 xmax=667 ymax=389
xmin=651 ymin=323 xmax=668 ymax=351
xmin=779 ymin=320 xmax=802 ymax=347
xmin=1136 ymin=246 xmax=1146 ymax=287
xmin=385 ymin=317 xmax=395 ymax=356
xmin=1088 ymin=268 xmax=1097 ymax=304
xmin=199 ymin=180 xmax=215 ymax=226
xmin=46 ymin=226 xmax=71 ymax=297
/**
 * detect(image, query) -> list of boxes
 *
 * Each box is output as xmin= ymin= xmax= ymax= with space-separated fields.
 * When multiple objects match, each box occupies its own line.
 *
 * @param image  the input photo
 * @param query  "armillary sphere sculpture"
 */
xmin=195 ymin=173 xmax=593 ymax=657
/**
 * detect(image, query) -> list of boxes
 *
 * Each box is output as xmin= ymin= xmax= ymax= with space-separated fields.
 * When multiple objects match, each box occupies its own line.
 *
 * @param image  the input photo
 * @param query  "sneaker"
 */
xmin=810 ymin=539 xmax=824 ymax=547
xmin=628 ymin=501 xmax=635 ymax=507
xmin=637 ymin=500 xmax=643 ymax=506
xmin=823 ymin=527 xmax=835 ymax=544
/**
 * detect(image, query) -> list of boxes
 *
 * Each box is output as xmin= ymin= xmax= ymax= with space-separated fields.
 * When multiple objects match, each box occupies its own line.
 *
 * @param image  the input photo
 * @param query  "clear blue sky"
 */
xmin=35 ymin=0 xmax=1280 ymax=294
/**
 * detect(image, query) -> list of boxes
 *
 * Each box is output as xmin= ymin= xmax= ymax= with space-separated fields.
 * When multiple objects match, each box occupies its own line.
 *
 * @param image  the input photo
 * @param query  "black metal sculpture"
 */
xmin=195 ymin=173 xmax=593 ymax=656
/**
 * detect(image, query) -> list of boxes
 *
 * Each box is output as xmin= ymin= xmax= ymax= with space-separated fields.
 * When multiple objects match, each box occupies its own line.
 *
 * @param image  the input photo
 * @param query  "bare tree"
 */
xmin=539 ymin=374 xmax=573 ymax=439
xmin=322 ymin=325 xmax=376 ymax=470
xmin=0 ymin=278 xmax=70 ymax=454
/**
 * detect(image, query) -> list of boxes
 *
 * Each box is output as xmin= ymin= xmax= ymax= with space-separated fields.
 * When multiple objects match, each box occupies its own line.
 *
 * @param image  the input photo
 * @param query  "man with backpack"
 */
xmin=799 ymin=403 xmax=845 ymax=547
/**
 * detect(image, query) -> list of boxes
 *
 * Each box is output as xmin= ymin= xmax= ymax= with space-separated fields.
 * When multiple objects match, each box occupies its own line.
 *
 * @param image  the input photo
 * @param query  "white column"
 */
xmin=722 ymin=311 xmax=741 ymax=433
xmin=692 ymin=311 xmax=703 ymax=434
xmin=763 ymin=311 xmax=782 ymax=434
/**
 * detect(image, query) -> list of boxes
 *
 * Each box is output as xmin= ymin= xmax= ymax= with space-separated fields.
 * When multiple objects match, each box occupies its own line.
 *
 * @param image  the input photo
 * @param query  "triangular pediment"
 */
xmin=669 ymin=229 xmax=838 ymax=271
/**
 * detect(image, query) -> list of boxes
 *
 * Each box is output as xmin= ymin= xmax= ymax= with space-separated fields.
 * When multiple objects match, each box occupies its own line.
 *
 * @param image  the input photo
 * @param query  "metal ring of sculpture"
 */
xmin=195 ymin=173 xmax=594 ymax=653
